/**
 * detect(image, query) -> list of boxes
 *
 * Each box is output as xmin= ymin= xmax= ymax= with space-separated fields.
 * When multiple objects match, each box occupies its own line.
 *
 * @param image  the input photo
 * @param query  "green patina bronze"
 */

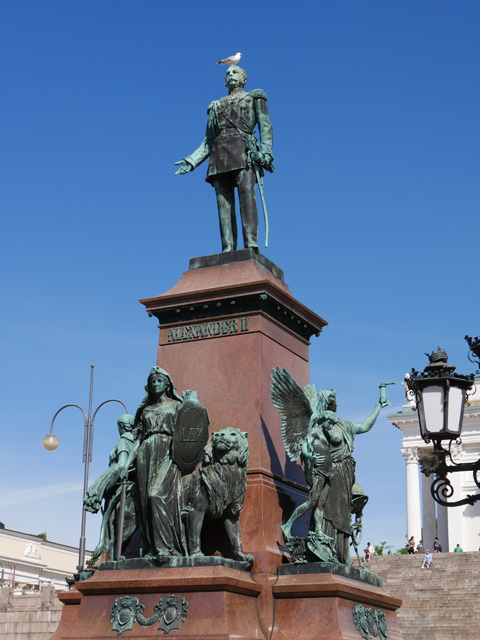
xmin=353 ymin=604 xmax=389 ymax=640
xmin=175 ymin=65 xmax=274 ymax=252
xmin=110 ymin=595 xmax=189 ymax=635
xmin=271 ymin=367 xmax=391 ymax=567
xmin=83 ymin=414 xmax=139 ymax=560
xmin=86 ymin=368 xmax=253 ymax=569
xmin=182 ymin=427 xmax=254 ymax=570
xmin=130 ymin=366 xmax=186 ymax=562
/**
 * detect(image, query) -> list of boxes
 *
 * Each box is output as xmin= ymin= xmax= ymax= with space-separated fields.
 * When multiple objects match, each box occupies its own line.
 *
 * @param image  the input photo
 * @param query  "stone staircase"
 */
xmin=358 ymin=552 xmax=480 ymax=639
xmin=0 ymin=586 xmax=63 ymax=640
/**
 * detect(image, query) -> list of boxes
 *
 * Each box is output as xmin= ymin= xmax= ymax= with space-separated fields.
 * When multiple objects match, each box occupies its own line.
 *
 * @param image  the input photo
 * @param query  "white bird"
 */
xmin=216 ymin=52 xmax=242 ymax=65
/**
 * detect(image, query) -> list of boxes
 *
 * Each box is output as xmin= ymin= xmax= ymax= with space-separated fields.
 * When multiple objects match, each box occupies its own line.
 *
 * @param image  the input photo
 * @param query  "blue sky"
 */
xmin=1 ymin=1 xmax=479 ymax=555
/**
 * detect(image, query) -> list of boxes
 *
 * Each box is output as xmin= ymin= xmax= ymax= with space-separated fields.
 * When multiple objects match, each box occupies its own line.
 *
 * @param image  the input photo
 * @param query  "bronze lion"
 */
xmin=182 ymin=427 xmax=254 ymax=569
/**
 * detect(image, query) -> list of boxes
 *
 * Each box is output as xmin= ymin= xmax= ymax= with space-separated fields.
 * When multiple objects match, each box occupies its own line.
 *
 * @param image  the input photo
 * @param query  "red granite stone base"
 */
xmin=272 ymin=572 xmax=403 ymax=640
xmin=54 ymin=566 xmax=266 ymax=640
xmin=54 ymin=566 xmax=402 ymax=640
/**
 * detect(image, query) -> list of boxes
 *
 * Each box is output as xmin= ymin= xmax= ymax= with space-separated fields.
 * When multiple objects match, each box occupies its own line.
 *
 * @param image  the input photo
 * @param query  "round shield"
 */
xmin=173 ymin=391 xmax=209 ymax=475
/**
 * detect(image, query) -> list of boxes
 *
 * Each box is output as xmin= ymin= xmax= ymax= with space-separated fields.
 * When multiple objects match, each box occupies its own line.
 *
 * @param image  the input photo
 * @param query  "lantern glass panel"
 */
xmin=447 ymin=385 xmax=464 ymax=435
xmin=422 ymin=386 xmax=444 ymax=433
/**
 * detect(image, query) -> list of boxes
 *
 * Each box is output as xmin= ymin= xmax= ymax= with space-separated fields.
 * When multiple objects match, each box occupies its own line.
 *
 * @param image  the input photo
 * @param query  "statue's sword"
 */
xmin=253 ymin=162 xmax=269 ymax=248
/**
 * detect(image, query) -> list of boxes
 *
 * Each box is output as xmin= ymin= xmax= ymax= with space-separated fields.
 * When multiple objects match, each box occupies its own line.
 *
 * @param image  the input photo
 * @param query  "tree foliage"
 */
xmin=374 ymin=540 xmax=393 ymax=556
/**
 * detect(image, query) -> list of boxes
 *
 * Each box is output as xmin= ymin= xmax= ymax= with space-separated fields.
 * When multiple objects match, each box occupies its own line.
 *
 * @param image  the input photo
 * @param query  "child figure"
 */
xmin=421 ymin=549 xmax=433 ymax=569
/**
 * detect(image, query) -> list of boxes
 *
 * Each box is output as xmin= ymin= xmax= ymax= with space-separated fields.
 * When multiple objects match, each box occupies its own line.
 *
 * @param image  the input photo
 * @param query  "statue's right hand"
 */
xmin=83 ymin=496 xmax=100 ymax=514
xmin=174 ymin=160 xmax=193 ymax=175
xmin=118 ymin=466 xmax=130 ymax=481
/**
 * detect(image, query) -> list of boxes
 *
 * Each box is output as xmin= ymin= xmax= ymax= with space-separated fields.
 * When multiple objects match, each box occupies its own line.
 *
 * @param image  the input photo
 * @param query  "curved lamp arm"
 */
xmin=42 ymin=404 xmax=88 ymax=451
xmin=50 ymin=403 xmax=88 ymax=431
xmin=91 ymin=398 xmax=129 ymax=424
xmin=89 ymin=399 xmax=129 ymax=461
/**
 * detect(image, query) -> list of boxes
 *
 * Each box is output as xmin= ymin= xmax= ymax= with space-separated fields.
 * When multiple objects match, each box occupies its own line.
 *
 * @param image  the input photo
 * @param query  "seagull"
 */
xmin=216 ymin=52 xmax=242 ymax=65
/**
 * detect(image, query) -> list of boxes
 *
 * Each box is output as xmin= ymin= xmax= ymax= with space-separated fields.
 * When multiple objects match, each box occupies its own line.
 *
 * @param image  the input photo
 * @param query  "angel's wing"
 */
xmin=271 ymin=367 xmax=313 ymax=461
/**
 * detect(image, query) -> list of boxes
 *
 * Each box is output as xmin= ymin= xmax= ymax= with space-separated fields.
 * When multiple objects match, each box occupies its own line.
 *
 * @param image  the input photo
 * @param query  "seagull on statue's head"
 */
xmin=216 ymin=52 xmax=242 ymax=65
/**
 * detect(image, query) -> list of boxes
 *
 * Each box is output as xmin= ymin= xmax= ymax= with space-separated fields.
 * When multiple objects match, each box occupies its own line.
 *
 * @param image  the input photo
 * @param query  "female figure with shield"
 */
xmin=133 ymin=366 xmax=186 ymax=561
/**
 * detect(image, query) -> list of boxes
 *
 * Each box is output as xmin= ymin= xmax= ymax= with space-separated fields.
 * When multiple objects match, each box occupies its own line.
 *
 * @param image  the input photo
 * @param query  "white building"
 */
xmin=0 ymin=524 xmax=91 ymax=593
xmin=388 ymin=379 xmax=480 ymax=552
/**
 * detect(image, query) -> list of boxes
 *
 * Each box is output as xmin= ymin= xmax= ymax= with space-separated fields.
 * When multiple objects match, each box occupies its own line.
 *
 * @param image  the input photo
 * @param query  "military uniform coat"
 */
xmin=184 ymin=89 xmax=273 ymax=184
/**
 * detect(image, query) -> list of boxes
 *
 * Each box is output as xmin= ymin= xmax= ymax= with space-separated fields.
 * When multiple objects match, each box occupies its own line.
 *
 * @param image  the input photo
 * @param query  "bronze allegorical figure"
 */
xmin=175 ymin=65 xmax=273 ymax=252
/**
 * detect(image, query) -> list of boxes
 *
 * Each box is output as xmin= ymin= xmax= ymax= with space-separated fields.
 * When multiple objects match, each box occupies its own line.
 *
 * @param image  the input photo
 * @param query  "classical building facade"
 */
xmin=388 ymin=379 xmax=480 ymax=552
xmin=0 ymin=525 xmax=90 ymax=593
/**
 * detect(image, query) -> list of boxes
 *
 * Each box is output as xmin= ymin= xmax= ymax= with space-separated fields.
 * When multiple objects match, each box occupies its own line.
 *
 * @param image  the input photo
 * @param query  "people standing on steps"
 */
xmin=406 ymin=536 xmax=415 ymax=554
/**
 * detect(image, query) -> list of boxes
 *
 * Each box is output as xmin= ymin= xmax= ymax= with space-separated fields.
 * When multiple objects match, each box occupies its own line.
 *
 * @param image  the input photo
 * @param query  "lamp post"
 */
xmin=42 ymin=365 xmax=129 ymax=573
xmin=405 ymin=344 xmax=477 ymax=507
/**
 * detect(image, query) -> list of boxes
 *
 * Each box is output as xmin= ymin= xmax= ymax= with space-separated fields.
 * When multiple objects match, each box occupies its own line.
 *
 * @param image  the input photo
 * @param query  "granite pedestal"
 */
xmin=140 ymin=250 xmax=327 ymax=574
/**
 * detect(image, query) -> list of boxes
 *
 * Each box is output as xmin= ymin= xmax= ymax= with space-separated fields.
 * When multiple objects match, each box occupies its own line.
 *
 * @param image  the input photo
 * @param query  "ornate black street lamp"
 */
xmin=42 ymin=365 xmax=129 ymax=572
xmin=466 ymin=334 xmax=480 ymax=369
xmin=405 ymin=342 xmax=477 ymax=507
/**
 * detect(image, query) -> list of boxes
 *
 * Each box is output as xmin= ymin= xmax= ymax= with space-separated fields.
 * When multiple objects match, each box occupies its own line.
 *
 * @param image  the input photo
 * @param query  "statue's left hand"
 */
xmin=314 ymin=453 xmax=326 ymax=467
xmin=175 ymin=160 xmax=193 ymax=175
xmin=260 ymin=152 xmax=273 ymax=165
xmin=250 ymin=151 xmax=273 ymax=169
xmin=352 ymin=521 xmax=362 ymax=534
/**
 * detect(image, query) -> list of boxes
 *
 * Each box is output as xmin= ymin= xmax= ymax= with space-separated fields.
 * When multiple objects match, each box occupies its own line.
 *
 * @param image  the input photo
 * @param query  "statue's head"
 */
xmin=317 ymin=389 xmax=337 ymax=414
xmin=225 ymin=65 xmax=247 ymax=90
xmin=145 ymin=366 xmax=181 ymax=402
xmin=327 ymin=391 xmax=337 ymax=412
xmin=117 ymin=414 xmax=135 ymax=434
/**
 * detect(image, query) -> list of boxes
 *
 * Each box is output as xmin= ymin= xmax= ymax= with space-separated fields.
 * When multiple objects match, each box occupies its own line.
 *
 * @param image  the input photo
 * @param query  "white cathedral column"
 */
xmin=437 ymin=503 xmax=449 ymax=552
xmin=445 ymin=444 xmax=465 ymax=552
xmin=433 ymin=444 xmax=464 ymax=552
xmin=421 ymin=472 xmax=436 ymax=548
xmin=401 ymin=447 xmax=422 ymax=541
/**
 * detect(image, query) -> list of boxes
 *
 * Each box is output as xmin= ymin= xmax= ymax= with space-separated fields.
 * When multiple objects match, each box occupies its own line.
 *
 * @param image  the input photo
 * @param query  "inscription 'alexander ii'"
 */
xmin=167 ymin=317 xmax=250 ymax=343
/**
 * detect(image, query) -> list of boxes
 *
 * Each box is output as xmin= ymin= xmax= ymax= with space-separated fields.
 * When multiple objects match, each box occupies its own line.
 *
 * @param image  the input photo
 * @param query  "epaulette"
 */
xmin=249 ymin=89 xmax=268 ymax=101
xmin=207 ymin=100 xmax=217 ymax=113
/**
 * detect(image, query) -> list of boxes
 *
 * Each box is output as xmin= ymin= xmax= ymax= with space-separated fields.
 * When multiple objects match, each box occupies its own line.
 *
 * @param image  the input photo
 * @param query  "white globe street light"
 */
xmin=42 ymin=365 xmax=129 ymax=575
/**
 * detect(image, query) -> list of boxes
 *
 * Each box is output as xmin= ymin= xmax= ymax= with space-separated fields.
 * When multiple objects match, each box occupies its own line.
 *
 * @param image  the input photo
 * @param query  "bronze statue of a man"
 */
xmin=175 ymin=66 xmax=273 ymax=252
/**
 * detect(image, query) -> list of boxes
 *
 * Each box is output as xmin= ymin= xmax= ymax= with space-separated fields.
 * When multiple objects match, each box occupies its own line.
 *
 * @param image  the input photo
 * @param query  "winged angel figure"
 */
xmin=271 ymin=367 xmax=390 ymax=565
xmin=271 ymin=367 xmax=334 ymax=537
